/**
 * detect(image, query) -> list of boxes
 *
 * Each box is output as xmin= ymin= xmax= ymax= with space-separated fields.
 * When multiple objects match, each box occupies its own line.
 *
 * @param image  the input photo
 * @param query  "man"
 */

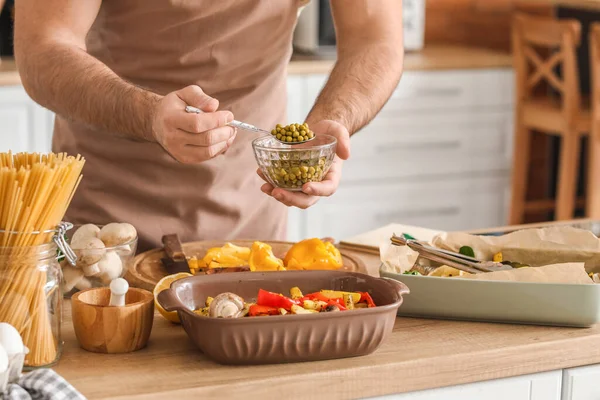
xmin=14 ymin=0 xmax=403 ymax=252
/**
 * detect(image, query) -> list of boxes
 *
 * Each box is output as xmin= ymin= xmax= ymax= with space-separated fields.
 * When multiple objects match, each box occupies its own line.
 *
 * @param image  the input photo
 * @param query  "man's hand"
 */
xmin=152 ymin=85 xmax=237 ymax=164
xmin=258 ymin=120 xmax=351 ymax=209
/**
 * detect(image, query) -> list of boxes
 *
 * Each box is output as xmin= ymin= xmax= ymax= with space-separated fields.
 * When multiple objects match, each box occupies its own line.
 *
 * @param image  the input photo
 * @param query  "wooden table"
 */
xmin=53 ymin=249 xmax=600 ymax=400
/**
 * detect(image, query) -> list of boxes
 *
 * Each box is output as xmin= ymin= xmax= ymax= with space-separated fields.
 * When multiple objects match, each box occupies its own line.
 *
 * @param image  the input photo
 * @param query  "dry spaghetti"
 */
xmin=0 ymin=152 xmax=84 ymax=367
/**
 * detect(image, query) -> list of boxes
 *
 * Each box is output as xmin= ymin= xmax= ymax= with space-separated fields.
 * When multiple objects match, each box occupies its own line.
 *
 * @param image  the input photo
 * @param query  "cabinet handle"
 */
xmin=375 ymin=207 xmax=460 ymax=223
xmin=393 ymin=87 xmax=462 ymax=99
xmin=375 ymin=140 xmax=461 ymax=153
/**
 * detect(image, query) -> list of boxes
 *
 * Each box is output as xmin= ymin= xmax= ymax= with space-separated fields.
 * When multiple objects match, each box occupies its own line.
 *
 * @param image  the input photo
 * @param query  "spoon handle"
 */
xmin=185 ymin=106 xmax=269 ymax=134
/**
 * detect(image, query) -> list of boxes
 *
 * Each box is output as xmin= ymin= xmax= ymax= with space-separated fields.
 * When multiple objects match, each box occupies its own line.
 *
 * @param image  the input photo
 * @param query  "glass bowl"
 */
xmin=61 ymin=224 xmax=138 ymax=297
xmin=252 ymin=134 xmax=337 ymax=191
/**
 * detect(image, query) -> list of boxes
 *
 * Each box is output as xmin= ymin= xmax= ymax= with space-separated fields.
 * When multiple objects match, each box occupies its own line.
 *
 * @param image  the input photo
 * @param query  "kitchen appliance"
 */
xmin=293 ymin=0 xmax=425 ymax=53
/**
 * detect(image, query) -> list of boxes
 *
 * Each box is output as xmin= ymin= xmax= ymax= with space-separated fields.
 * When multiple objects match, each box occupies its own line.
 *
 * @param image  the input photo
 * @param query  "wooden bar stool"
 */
xmin=509 ymin=13 xmax=589 ymax=225
xmin=588 ymin=24 xmax=600 ymax=218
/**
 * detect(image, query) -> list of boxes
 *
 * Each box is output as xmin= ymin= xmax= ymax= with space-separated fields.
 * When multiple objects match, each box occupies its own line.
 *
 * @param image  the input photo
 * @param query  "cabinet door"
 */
xmin=562 ymin=364 xmax=600 ymax=400
xmin=0 ymin=86 xmax=54 ymax=153
xmin=304 ymin=174 xmax=509 ymax=240
xmin=366 ymin=370 xmax=561 ymax=400
xmin=287 ymin=76 xmax=307 ymax=124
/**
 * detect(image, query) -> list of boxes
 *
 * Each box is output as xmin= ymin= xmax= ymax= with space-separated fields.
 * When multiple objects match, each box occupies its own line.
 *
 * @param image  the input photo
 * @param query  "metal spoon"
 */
xmin=184 ymin=105 xmax=315 ymax=145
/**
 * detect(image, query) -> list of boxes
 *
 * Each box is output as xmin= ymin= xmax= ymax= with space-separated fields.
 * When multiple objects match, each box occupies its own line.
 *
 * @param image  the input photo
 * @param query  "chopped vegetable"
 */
xmin=403 ymin=271 xmax=421 ymax=275
xmin=203 ymin=243 xmax=250 ymax=268
xmin=319 ymin=290 xmax=361 ymax=303
xmin=493 ymin=252 xmax=503 ymax=263
xmin=359 ymin=292 xmax=376 ymax=308
xmin=343 ymin=293 xmax=354 ymax=310
xmin=194 ymin=286 xmax=377 ymax=318
xmin=249 ymin=242 xmax=286 ymax=271
xmin=256 ymin=289 xmax=299 ymax=311
xmin=284 ymin=238 xmax=343 ymax=270
xmin=291 ymin=304 xmax=318 ymax=314
xmin=248 ymin=305 xmax=280 ymax=316
xmin=289 ymin=286 xmax=303 ymax=300
xmin=459 ymin=246 xmax=475 ymax=258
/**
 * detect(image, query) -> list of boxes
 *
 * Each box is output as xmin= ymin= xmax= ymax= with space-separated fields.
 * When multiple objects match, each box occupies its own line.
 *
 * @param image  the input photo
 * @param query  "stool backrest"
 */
xmin=590 ymin=24 xmax=600 ymax=121
xmin=512 ymin=13 xmax=582 ymax=124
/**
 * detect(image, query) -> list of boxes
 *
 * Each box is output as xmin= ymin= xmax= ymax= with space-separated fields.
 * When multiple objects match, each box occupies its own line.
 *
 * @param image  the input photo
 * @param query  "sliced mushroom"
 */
xmin=208 ymin=292 xmax=245 ymax=318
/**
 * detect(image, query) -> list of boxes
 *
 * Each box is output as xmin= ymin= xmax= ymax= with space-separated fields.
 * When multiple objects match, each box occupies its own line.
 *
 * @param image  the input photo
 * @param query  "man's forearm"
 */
xmin=18 ymin=43 xmax=161 ymax=141
xmin=305 ymin=43 xmax=403 ymax=135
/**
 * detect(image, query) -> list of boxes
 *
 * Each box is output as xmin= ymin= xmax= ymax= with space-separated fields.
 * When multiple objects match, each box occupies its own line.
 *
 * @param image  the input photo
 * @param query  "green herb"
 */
xmin=458 ymin=246 xmax=475 ymax=258
xmin=403 ymin=270 xmax=421 ymax=275
xmin=402 ymin=233 xmax=417 ymax=241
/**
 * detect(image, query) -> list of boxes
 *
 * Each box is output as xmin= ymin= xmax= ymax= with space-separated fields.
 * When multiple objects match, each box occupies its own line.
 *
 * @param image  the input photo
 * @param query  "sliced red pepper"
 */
xmin=359 ymin=292 xmax=376 ymax=308
xmin=256 ymin=289 xmax=299 ymax=311
xmin=248 ymin=304 xmax=280 ymax=317
xmin=326 ymin=300 xmax=347 ymax=311
xmin=300 ymin=292 xmax=344 ymax=304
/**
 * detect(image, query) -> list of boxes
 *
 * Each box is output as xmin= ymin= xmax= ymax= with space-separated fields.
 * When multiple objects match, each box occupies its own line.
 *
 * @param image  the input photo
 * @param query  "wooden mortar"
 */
xmin=71 ymin=287 xmax=154 ymax=354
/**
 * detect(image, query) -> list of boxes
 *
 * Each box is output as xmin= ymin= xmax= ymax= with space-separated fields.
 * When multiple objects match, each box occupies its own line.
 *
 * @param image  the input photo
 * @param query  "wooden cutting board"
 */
xmin=126 ymin=240 xmax=368 ymax=292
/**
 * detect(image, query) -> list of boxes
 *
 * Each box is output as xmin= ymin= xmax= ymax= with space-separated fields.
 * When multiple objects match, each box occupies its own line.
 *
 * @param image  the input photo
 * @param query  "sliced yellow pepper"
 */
xmin=290 ymin=286 xmax=303 ymax=300
xmin=284 ymin=238 xmax=343 ymax=270
xmin=202 ymin=243 xmax=250 ymax=268
xmin=248 ymin=242 xmax=285 ymax=271
xmin=319 ymin=290 xmax=361 ymax=303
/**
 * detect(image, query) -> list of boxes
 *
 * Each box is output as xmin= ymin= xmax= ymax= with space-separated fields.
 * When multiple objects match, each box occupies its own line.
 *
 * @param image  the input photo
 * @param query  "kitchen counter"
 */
xmin=53 ymin=250 xmax=600 ymax=400
xmin=288 ymin=45 xmax=513 ymax=75
xmin=0 ymin=45 xmax=512 ymax=87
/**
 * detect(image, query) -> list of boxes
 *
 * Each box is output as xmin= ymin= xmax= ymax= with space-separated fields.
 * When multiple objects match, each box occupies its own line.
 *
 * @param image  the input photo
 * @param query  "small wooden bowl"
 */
xmin=71 ymin=287 xmax=154 ymax=354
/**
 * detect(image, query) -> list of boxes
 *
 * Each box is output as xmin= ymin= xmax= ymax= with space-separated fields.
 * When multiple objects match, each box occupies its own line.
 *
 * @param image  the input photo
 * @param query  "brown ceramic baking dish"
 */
xmin=157 ymin=270 xmax=409 ymax=365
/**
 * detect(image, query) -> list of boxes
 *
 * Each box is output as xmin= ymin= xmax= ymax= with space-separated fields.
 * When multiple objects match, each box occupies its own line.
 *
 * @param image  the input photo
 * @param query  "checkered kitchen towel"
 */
xmin=2 ymin=369 xmax=85 ymax=400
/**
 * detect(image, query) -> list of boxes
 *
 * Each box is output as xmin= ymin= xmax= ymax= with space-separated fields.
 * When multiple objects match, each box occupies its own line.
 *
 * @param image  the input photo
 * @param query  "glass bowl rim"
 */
xmin=252 ymin=134 xmax=337 ymax=152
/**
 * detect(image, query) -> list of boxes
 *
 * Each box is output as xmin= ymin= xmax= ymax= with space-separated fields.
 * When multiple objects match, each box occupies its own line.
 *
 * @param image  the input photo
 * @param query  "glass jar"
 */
xmin=0 ymin=225 xmax=73 ymax=369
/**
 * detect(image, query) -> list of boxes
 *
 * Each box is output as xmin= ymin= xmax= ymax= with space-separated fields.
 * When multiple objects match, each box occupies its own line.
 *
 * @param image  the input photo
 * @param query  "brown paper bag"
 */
xmin=458 ymin=262 xmax=593 ymax=284
xmin=432 ymin=226 xmax=600 ymax=273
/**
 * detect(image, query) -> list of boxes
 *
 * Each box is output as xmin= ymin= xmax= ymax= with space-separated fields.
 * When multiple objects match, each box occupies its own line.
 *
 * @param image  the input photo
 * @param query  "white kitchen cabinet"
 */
xmin=300 ymin=174 xmax=508 ymax=240
xmin=367 ymin=370 xmax=562 ymax=400
xmin=562 ymin=364 xmax=600 ymax=400
xmin=0 ymin=86 xmax=54 ymax=153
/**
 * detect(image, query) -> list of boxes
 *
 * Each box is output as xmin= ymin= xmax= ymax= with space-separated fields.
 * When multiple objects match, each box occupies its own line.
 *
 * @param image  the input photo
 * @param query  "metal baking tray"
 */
xmin=380 ymin=269 xmax=600 ymax=327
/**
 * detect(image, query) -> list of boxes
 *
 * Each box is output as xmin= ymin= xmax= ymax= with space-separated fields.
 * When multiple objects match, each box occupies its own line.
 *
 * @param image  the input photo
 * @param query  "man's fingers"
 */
xmin=176 ymin=85 xmax=219 ymax=112
xmin=175 ymin=110 xmax=233 ymax=133
xmin=176 ymin=126 xmax=235 ymax=147
xmin=302 ymin=158 xmax=341 ymax=196
xmin=174 ymin=140 xmax=230 ymax=164
xmin=270 ymin=188 xmax=319 ymax=209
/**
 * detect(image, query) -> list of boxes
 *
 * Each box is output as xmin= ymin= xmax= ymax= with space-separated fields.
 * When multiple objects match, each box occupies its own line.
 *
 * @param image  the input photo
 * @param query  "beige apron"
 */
xmin=53 ymin=0 xmax=302 ymax=252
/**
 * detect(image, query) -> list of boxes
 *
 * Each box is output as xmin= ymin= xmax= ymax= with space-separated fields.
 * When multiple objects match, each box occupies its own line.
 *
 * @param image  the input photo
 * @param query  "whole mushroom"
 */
xmin=71 ymin=237 xmax=105 ymax=267
xmin=71 ymin=224 xmax=100 ymax=244
xmin=98 ymin=251 xmax=123 ymax=284
xmin=62 ymin=264 xmax=86 ymax=293
xmin=209 ymin=293 xmax=245 ymax=318
xmin=0 ymin=343 xmax=7 ymax=375
xmin=99 ymin=223 xmax=137 ymax=247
